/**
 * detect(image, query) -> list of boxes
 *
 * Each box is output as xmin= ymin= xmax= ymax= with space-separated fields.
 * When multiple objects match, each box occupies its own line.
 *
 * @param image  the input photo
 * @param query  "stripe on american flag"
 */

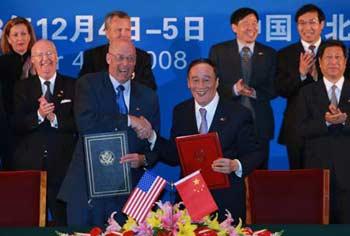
xmin=122 ymin=172 xmax=167 ymax=222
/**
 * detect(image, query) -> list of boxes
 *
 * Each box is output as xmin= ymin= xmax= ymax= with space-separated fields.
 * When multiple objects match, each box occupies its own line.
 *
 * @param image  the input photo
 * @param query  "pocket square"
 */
xmin=60 ymin=99 xmax=72 ymax=104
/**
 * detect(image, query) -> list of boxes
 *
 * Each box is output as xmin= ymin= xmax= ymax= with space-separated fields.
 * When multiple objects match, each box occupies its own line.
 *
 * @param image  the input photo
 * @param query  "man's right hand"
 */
xmin=325 ymin=104 xmax=347 ymax=124
xmin=299 ymin=52 xmax=315 ymax=77
xmin=235 ymin=79 xmax=254 ymax=97
xmin=38 ymin=96 xmax=55 ymax=118
xmin=129 ymin=115 xmax=153 ymax=139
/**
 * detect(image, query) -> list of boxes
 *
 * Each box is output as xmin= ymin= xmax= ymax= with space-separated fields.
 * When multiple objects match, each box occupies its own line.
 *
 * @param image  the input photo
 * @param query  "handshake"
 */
xmin=129 ymin=115 xmax=154 ymax=140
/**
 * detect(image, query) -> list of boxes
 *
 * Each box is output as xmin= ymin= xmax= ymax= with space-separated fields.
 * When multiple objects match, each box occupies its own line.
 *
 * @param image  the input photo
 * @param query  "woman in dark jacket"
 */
xmin=0 ymin=17 xmax=36 ymax=169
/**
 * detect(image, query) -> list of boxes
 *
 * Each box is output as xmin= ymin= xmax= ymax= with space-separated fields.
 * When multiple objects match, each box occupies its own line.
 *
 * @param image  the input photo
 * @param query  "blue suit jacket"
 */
xmin=58 ymin=72 xmax=160 ymax=225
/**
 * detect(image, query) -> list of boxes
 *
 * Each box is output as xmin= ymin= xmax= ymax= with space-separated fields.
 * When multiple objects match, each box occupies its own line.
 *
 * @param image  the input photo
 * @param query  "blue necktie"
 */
xmin=116 ymin=85 xmax=128 ymax=115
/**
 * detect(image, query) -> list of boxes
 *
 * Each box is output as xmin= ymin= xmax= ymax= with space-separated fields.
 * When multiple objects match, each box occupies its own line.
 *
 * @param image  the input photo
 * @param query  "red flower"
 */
xmin=123 ymin=230 xmax=135 ymax=236
xmin=241 ymin=227 xmax=254 ymax=235
xmin=194 ymin=226 xmax=218 ymax=236
xmin=90 ymin=227 xmax=103 ymax=236
xmin=157 ymin=231 xmax=173 ymax=236
xmin=253 ymin=229 xmax=272 ymax=236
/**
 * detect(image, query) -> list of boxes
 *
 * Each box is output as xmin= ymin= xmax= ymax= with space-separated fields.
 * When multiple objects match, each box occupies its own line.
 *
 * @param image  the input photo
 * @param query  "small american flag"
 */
xmin=122 ymin=171 xmax=167 ymax=222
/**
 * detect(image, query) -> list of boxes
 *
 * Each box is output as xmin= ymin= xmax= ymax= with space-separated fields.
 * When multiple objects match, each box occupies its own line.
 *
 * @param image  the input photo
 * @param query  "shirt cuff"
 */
xmin=250 ymin=88 xmax=257 ymax=99
xmin=50 ymin=114 xmax=58 ymax=128
xmin=37 ymin=111 xmax=44 ymax=124
xmin=300 ymin=74 xmax=307 ymax=81
xmin=234 ymin=159 xmax=243 ymax=178
xmin=233 ymin=84 xmax=240 ymax=96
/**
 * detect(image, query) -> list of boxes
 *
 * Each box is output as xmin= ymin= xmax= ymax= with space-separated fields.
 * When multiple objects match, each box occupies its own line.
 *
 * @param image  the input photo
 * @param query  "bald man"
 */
xmin=13 ymin=39 xmax=77 ymax=225
xmin=59 ymin=39 xmax=160 ymax=226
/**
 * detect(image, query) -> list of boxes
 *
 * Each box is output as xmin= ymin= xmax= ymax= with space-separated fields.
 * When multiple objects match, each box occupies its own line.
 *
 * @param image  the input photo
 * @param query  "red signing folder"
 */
xmin=175 ymin=132 xmax=230 ymax=189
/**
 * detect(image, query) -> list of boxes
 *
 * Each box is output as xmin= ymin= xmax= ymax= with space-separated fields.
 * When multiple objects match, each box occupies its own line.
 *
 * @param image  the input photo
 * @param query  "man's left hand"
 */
xmin=212 ymin=158 xmax=239 ymax=174
xmin=120 ymin=153 xmax=145 ymax=168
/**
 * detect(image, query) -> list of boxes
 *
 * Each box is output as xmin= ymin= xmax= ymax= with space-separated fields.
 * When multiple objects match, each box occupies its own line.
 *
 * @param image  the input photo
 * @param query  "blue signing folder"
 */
xmin=84 ymin=131 xmax=131 ymax=198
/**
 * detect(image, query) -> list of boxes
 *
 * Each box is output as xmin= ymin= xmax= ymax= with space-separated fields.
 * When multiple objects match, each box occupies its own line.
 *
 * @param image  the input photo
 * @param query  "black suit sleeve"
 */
xmin=0 ymin=84 xmax=9 ymax=169
xmin=234 ymin=109 xmax=263 ymax=176
xmin=254 ymin=49 xmax=277 ymax=102
xmin=150 ymin=105 xmax=182 ymax=167
xmin=275 ymin=49 xmax=314 ymax=99
xmin=209 ymin=45 xmax=235 ymax=99
xmin=134 ymin=51 xmax=157 ymax=90
xmin=296 ymin=87 xmax=330 ymax=139
xmin=13 ymin=81 xmax=41 ymax=134
xmin=78 ymin=50 xmax=95 ymax=77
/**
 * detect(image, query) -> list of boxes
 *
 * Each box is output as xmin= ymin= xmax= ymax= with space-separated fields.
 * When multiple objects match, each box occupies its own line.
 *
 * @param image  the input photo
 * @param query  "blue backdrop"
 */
xmin=1 ymin=0 xmax=349 ymax=173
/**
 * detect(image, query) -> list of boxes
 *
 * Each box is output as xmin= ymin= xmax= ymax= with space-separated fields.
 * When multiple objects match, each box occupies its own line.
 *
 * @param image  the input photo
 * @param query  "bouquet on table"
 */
xmin=57 ymin=171 xmax=283 ymax=236
xmin=56 ymin=201 xmax=283 ymax=236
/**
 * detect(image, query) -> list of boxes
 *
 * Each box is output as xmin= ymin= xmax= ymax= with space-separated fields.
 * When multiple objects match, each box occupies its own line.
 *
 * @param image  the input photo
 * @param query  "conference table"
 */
xmin=1 ymin=225 xmax=350 ymax=235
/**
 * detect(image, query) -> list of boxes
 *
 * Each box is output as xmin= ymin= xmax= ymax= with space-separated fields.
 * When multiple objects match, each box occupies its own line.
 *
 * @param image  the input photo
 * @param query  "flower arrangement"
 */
xmin=57 ymin=201 xmax=283 ymax=236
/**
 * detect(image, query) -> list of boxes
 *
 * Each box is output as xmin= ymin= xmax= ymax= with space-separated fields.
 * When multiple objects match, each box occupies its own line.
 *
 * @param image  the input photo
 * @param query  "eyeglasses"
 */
xmin=109 ymin=52 xmax=136 ymax=63
xmin=238 ymin=20 xmax=259 ymax=28
xmin=297 ymin=19 xmax=320 ymax=27
xmin=32 ymin=51 xmax=56 ymax=59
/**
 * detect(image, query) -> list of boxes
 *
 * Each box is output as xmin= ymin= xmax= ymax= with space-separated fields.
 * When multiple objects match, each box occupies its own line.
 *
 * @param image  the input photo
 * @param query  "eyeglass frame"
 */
xmin=31 ymin=51 xmax=56 ymax=59
xmin=108 ymin=52 xmax=136 ymax=63
xmin=297 ymin=18 xmax=320 ymax=27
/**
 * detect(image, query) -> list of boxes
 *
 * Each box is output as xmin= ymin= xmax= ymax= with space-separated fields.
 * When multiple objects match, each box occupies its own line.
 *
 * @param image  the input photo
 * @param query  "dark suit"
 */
xmin=0 ymin=83 xmax=8 ymax=169
xmin=209 ymin=39 xmax=276 ymax=169
xmin=79 ymin=44 xmax=157 ymax=90
xmin=155 ymin=97 xmax=262 ymax=221
xmin=276 ymin=41 xmax=322 ymax=169
xmin=12 ymin=74 xmax=77 ymax=225
xmin=0 ymin=51 xmax=31 ymax=169
xmin=58 ymin=72 xmax=160 ymax=226
xmin=296 ymin=78 xmax=350 ymax=223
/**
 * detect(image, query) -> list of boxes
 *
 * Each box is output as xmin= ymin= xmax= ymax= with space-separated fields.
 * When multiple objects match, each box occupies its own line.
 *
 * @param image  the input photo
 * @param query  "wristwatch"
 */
xmin=143 ymin=156 xmax=149 ymax=167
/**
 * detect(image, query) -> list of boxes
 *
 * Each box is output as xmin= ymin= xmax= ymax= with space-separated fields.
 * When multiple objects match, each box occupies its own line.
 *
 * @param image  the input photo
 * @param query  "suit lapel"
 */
xmin=32 ymin=76 xmax=43 ymax=100
xmin=129 ymin=81 xmax=142 ymax=116
xmin=53 ymin=73 xmax=65 ymax=102
xmin=339 ymin=79 xmax=350 ymax=109
xmin=209 ymin=98 xmax=228 ymax=133
xmin=231 ymin=40 xmax=242 ymax=80
xmin=102 ymin=72 xmax=119 ymax=113
xmin=251 ymin=43 xmax=265 ymax=84
xmin=184 ymin=99 xmax=200 ymax=134
xmin=297 ymin=41 xmax=305 ymax=53
xmin=317 ymin=80 xmax=331 ymax=109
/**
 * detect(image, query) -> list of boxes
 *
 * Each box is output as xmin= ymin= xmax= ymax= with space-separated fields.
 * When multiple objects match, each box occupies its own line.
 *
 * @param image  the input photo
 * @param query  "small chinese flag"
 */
xmin=174 ymin=170 xmax=218 ymax=221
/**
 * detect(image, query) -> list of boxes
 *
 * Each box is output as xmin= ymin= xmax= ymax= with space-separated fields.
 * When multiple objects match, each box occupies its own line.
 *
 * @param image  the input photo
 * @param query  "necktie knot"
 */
xmin=117 ymin=85 xmax=125 ymax=92
xmin=309 ymin=45 xmax=316 ymax=55
xmin=199 ymin=108 xmax=208 ymax=134
xmin=241 ymin=46 xmax=251 ymax=63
